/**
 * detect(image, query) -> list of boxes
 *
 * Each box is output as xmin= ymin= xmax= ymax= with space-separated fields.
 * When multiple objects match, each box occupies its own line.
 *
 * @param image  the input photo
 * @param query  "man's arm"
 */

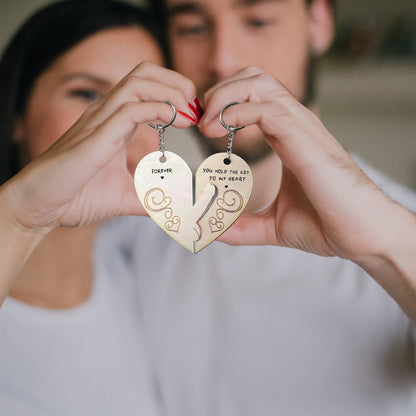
xmin=357 ymin=205 xmax=416 ymax=322
xmin=199 ymin=66 xmax=416 ymax=324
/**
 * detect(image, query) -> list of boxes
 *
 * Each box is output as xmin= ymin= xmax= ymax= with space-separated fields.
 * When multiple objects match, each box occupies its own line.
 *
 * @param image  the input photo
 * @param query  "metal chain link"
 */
xmin=157 ymin=125 xmax=166 ymax=157
xmin=226 ymin=126 xmax=236 ymax=160
xmin=220 ymin=102 xmax=245 ymax=162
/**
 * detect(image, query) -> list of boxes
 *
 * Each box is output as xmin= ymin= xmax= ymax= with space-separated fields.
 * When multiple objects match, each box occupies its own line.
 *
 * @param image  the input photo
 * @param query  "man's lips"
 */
xmin=178 ymin=98 xmax=203 ymax=124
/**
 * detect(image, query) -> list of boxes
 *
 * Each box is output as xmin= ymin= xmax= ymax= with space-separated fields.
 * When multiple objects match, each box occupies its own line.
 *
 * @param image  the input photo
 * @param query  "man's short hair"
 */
xmin=153 ymin=0 xmax=336 ymax=12
xmin=150 ymin=0 xmax=336 ymax=62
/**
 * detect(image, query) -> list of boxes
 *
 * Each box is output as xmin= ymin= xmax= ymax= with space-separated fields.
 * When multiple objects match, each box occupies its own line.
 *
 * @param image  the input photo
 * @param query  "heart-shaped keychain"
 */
xmin=134 ymin=101 xmax=253 ymax=253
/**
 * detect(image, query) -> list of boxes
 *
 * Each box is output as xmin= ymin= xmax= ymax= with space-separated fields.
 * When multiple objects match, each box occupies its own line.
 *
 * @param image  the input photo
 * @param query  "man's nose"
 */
xmin=208 ymin=22 xmax=247 ymax=81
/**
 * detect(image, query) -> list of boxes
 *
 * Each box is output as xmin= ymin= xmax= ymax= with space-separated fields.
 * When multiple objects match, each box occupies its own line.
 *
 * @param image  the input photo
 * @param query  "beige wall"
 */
xmin=1 ymin=0 xmax=415 ymax=190
xmin=318 ymin=61 xmax=416 ymax=190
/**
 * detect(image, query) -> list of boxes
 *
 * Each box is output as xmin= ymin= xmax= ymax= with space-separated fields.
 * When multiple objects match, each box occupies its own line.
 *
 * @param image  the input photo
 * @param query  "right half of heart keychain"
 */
xmin=134 ymin=101 xmax=253 ymax=253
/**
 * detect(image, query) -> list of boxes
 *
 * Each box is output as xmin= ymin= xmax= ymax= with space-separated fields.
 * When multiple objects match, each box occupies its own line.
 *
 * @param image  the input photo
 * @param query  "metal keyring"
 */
xmin=147 ymin=100 xmax=177 ymax=130
xmin=220 ymin=102 xmax=245 ymax=132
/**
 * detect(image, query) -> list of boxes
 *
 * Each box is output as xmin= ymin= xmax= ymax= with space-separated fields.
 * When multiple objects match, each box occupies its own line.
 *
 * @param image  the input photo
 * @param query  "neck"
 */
xmin=9 ymin=225 xmax=97 ymax=309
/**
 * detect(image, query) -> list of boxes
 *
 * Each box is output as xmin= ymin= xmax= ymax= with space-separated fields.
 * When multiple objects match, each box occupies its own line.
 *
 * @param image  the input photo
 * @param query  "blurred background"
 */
xmin=1 ymin=0 xmax=415 ymax=189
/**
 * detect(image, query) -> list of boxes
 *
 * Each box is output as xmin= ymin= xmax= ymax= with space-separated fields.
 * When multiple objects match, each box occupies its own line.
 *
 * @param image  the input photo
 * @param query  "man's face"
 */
xmin=166 ymin=0 xmax=333 ymax=158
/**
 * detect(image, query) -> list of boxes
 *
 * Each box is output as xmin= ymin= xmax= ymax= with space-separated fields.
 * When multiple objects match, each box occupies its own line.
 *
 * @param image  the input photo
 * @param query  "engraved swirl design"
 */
xmin=144 ymin=188 xmax=180 ymax=233
xmin=209 ymin=189 xmax=243 ymax=233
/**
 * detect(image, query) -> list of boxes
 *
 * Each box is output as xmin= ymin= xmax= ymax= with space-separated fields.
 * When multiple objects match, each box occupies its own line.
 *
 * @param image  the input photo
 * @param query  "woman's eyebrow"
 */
xmin=60 ymin=72 xmax=111 ymax=87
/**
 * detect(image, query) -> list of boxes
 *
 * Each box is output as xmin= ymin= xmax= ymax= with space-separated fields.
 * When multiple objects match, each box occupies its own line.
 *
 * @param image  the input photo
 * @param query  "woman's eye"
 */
xmin=68 ymin=89 xmax=101 ymax=102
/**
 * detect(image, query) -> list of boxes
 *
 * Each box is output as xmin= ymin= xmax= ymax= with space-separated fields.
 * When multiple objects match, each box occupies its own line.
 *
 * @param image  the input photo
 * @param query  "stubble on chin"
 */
xmin=194 ymin=55 xmax=316 ymax=164
xmin=193 ymin=126 xmax=274 ymax=164
xmin=195 ymin=82 xmax=274 ymax=164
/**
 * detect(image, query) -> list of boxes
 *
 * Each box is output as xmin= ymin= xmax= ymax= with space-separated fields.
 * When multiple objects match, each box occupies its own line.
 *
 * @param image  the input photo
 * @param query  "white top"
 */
xmin=1 ymin=158 xmax=416 ymax=415
xmin=0 ymin=221 xmax=161 ymax=416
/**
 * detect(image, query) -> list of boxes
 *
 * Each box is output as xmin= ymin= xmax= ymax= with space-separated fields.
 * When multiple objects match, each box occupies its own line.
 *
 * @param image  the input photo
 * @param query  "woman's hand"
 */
xmin=2 ymin=62 xmax=197 ymax=234
xmin=0 ymin=62 xmax=199 ymax=305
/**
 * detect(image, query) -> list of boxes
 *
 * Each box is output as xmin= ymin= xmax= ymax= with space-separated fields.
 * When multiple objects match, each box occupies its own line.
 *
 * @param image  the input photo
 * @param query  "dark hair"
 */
xmin=152 ymin=0 xmax=335 ymax=8
xmin=0 ymin=0 xmax=161 ymax=185
xmin=151 ymin=0 xmax=336 ymax=19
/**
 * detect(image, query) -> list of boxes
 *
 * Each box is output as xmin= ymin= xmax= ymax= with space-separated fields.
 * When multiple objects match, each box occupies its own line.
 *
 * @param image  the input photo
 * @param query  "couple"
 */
xmin=1 ymin=0 xmax=416 ymax=415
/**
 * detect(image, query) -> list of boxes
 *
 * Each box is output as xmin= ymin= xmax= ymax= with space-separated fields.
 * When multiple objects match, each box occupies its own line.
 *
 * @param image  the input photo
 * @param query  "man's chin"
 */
xmin=229 ymin=139 xmax=273 ymax=164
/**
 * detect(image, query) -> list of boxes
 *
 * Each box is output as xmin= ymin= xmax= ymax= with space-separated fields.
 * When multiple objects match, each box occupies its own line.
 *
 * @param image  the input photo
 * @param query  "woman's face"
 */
xmin=15 ymin=27 xmax=163 ymax=172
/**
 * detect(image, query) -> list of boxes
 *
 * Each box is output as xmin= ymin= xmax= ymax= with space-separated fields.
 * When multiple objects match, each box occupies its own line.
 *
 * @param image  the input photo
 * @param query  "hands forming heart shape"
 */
xmin=134 ymin=151 xmax=253 ymax=253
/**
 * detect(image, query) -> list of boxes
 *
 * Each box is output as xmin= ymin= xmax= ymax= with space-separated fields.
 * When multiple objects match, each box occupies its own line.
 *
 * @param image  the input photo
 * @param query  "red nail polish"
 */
xmin=188 ymin=102 xmax=197 ymax=116
xmin=178 ymin=110 xmax=197 ymax=123
xmin=188 ymin=98 xmax=203 ymax=123
xmin=193 ymin=98 xmax=203 ymax=120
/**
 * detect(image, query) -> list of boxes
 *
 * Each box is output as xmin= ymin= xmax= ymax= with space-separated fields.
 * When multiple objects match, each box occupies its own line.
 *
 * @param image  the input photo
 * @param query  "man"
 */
xmin=0 ymin=0 xmax=414 ymax=414
xmin=129 ymin=0 xmax=416 ymax=414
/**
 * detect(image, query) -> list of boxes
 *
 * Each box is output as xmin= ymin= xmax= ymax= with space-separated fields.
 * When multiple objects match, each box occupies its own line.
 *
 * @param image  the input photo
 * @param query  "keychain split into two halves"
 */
xmin=134 ymin=101 xmax=253 ymax=253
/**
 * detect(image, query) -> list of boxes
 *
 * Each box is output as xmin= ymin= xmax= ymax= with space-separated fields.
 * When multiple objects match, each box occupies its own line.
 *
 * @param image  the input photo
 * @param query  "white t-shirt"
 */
xmin=1 ymin=158 xmax=416 ymax=415
xmin=0 ymin=220 xmax=162 ymax=416
xmin=128 ymin=157 xmax=416 ymax=416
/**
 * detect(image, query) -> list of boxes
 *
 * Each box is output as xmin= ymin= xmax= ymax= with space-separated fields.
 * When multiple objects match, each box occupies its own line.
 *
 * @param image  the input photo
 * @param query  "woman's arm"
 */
xmin=0 ymin=62 xmax=196 ymax=306
xmin=0 ymin=182 xmax=49 ymax=305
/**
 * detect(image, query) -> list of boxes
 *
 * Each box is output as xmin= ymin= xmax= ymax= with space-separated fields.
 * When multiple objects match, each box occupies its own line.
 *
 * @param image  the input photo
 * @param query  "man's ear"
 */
xmin=13 ymin=117 xmax=25 ymax=144
xmin=308 ymin=0 xmax=335 ymax=57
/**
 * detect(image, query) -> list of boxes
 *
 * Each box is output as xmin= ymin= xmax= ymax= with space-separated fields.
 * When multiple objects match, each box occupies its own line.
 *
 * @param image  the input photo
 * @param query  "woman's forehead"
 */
xmin=46 ymin=27 xmax=164 ymax=82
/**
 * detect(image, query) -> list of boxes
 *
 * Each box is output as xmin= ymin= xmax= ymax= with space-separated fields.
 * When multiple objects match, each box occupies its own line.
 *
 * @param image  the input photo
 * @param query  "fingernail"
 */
xmin=193 ymin=98 xmax=204 ymax=120
xmin=188 ymin=98 xmax=203 ymax=124
xmin=178 ymin=110 xmax=197 ymax=124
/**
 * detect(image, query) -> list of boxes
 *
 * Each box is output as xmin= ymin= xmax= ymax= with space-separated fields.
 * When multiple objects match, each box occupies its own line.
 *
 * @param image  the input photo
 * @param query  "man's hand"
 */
xmin=199 ymin=66 xmax=416 ymax=322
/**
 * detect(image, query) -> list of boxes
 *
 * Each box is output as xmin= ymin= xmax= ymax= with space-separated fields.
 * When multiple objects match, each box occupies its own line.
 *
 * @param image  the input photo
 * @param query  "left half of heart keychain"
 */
xmin=134 ymin=100 xmax=253 ymax=253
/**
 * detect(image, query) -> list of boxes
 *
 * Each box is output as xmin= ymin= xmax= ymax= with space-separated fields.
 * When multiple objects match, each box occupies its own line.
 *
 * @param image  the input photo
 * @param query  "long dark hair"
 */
xmin=0 ymin=0 xmax=161 ymax=185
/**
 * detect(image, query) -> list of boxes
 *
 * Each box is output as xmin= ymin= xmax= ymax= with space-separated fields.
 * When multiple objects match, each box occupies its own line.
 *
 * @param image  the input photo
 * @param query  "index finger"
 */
xmin=202 ymin=66 xmax=263 ymax=104
xmin=129 ymin=62 xmax=197 ymax=102
xmin=200 ymin=72 xmax=290 ymax=136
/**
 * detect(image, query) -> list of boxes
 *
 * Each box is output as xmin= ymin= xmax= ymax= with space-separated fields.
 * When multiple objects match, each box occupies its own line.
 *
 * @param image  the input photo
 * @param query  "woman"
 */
xmin=0 ymin=1 xmax=196 ymax=413
xmin=2 ymin=0 xmax=416 ymax=414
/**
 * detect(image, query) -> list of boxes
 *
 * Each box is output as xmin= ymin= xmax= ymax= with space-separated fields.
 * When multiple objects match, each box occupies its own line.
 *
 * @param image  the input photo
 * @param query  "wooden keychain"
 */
xmin=134 ymin=101 xmax=253 ymax=253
